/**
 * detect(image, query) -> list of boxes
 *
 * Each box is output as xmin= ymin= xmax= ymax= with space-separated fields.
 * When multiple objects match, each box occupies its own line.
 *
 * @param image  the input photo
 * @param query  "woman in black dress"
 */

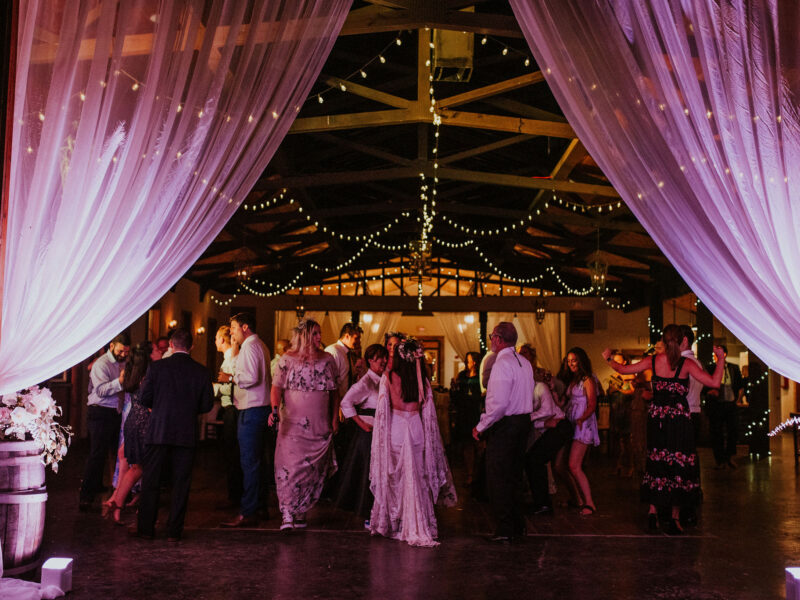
xmin=603 ymin=325 xmax=724 ymax=534
xmin=450 ymin=351 xmax=482 ymax=485
xmin=105 ymin=341 xmax=153 ymax=524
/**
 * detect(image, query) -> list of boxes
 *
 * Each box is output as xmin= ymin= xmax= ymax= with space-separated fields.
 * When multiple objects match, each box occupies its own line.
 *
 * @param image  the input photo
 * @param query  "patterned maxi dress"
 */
xmin=273 ymin=352 xmax=338 ymax=520
xmin=641 ymin=356 xmax=701 ymax=509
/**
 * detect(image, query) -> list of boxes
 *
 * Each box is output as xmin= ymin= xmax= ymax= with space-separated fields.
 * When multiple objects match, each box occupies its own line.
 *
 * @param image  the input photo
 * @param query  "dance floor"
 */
xmin=31 ymin=434 xmax=800 ymax=599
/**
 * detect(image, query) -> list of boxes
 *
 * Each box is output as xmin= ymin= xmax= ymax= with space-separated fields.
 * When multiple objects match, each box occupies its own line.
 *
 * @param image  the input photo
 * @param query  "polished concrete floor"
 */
xmin=27 ymin=434 xmax=800 ymax=599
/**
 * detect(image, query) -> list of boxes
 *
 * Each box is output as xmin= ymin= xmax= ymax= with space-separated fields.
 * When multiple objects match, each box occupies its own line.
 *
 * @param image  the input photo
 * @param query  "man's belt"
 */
xmin=356 ymin=408 xmax=376 ymax=417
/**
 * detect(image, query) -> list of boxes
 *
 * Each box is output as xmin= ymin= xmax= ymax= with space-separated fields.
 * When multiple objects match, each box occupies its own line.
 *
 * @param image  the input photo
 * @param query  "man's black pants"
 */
xmin=525 ymin=419 xmax=573 ymax=509
xmin=80 ymin=405 xmax=121 ymax=503
xmin=486 ymin=414 xmax=531 ymax=538
xmin=138 ymin=444 xmax=195 ymax=538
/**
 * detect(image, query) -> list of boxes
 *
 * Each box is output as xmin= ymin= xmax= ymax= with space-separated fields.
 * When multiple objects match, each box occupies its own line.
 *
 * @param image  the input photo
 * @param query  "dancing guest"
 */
xmin=473 ymin=322 xmax=533 ymax=543
xmin=520 ymin=346 xmax=573 ymax=515
xmin=325 ymin=323 xmax=364 ymax=399
xmin=214 ymin=326 xmax=242 ymax=510
xmin=270 ymin=319 xmax=339 ymax=531
xmin=336 ymin=343 xmax=389 ymax=526
xmin=384 ymin=332 xmax=404 ymax=371
xmin=134 ymin=329 xmax=214 ymax=541
xmin=603 ymin=325 xmax=724 ymax=534
xmin=104 ymin=342 xmax=152 ymax=524
xmin=556 ymin=347 xmax=600 ymax=516
xmin=451 ymin=351 xmax=482 ymax=485
xmin=607 ymin=352 xmax=634 ymax=477
xmin=80 ymin=333 xmax=131 ymax=510
xmin=370 ymin=338 xmax=456 ymax=547
xmin=222 ymin=312 xmax=271 ymax=527
xmin=706 ymin=345 xmax=744 ymax=469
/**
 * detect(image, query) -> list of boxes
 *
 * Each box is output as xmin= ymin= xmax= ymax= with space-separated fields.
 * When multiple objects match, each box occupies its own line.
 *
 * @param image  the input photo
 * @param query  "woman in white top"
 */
xmin=335 ymin=344 xmax=389 ymax=526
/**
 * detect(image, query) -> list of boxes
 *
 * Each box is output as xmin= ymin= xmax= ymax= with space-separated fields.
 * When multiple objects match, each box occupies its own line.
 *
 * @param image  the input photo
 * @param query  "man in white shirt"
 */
xmin=325 ymin=323 xmax=363 ymax=398
xmin=214 ymin=326 xmax=242 ymax=510
xmin=473 ymin=322 xmax=534 ymax=543
xmin=222 ymin=312 xmax=271 ymax=528
xmin=80 ymin=333 xmax=130 ymax=510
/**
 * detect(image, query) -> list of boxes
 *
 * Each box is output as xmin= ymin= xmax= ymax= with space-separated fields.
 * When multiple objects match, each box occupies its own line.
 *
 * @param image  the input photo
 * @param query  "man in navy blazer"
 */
xmin=134 ymin=328 xmax=214 ymax=541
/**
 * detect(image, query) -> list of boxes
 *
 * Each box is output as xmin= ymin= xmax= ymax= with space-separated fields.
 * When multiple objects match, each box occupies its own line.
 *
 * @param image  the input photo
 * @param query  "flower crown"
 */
xmin=294 ymin=318 xmax=310 ymax=333
xmin=397 ymin=337 xmax=425 ymax=363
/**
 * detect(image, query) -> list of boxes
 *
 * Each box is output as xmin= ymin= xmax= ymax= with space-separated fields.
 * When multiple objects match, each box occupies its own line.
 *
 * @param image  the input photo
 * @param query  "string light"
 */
xmin=307 ymin=32 xmax=407 ymax=105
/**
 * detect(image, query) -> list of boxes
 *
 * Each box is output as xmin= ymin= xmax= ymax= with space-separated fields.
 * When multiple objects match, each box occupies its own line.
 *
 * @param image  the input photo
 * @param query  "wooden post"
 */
xmin=0 ymin=0 xmax=18 ymax=355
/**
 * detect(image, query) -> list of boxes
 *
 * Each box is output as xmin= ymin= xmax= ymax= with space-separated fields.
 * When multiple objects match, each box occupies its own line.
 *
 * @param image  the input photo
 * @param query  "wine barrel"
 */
xmin=0 ymin=440 xmax=47 ymax=575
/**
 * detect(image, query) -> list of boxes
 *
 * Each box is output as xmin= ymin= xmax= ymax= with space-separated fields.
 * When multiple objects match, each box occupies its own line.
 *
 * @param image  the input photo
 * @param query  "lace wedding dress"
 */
xmin=369 ymin=375 xmax=456 ymax=547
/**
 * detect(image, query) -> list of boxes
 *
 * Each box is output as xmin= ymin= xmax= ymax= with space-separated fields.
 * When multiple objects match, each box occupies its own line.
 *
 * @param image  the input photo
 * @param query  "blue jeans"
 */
xmin=237 ymin=406 xmax=269 ymax=517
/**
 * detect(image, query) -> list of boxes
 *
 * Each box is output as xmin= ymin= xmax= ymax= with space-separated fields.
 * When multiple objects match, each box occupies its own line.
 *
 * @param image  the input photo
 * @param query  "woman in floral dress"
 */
xmin=270 ymin=319 xmax=339 ymax=530
xmin=603 ymin=325 xmax=724 ymax=534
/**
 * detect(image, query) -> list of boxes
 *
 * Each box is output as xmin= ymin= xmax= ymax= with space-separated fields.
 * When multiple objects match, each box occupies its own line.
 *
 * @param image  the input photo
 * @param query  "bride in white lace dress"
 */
xmin=369 ymin=337 xmax=456 ymax=547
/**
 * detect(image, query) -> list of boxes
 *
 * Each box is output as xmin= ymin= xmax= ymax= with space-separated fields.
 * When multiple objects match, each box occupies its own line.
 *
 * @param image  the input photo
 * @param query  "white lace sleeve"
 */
xmin=369 ymin=374 xmax=393 ymax=533
xmin=421 ymin=384 xmax=457 ymax=507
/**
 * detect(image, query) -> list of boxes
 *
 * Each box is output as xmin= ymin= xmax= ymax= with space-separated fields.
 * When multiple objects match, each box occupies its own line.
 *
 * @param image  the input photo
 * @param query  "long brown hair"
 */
xmin=390 ymin=338 xmax=430 ymax=403
xmin=123 ymin=342 xmax=152 ymax=393
xmin=661 ymin=324 xmax=683 ymax=371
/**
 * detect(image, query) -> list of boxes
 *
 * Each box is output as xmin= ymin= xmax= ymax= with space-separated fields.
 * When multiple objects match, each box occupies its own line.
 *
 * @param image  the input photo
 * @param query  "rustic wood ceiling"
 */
xmin=187 ymin=0 xmax=687 ymax=309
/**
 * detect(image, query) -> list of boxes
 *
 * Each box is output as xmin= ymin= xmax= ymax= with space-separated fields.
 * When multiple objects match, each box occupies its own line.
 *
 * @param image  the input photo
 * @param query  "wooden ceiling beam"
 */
xmin=439 ymin=134 xmax=533 ymax=165
xmin=340 ymin=6 xmax=523 ymax=37
xmin=310 ymin=133 xmax=414 ymax=167
xmin=439 ymin=110 xmax=575 ymax=138
xmin=320 ymin=76 xmax=412 ymax=109
xmin=438 ymin=72 xmax=545 ymax=109
xmin=256 ymin=166 xmax=619 ymax=197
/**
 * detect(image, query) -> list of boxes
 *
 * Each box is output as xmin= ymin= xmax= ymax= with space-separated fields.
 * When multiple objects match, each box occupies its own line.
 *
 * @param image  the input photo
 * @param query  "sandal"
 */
xmin=579 ymin=505 xmax=596 ymax=516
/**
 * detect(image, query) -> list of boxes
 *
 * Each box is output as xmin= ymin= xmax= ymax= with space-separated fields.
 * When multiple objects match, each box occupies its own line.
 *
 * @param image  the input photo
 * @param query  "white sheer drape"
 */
xmin=326 ymin=310 xmax=352 ymax=346
xmin=435 ymin=312 xmax=480 ymax=361
xmin=514 ymin=313 xmax=561 ymax=373
xmin=361 ymin=311 xmax=400 ymax=349
xmin=511 ymin=0 xmax=800 ymax=378
xmin=1 ymin=0 xmax=350 ymax=394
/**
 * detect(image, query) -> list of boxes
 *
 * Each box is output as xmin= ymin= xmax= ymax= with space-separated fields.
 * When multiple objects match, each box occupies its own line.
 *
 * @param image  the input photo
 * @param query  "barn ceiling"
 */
xmin=186 ymin=0 xmax=689 ymax=310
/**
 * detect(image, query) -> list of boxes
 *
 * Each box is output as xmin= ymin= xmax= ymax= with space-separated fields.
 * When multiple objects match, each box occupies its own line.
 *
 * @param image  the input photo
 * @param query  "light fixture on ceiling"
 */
xmin=534 ymin=290 xmax=547 ymax=325
xmin=588 ymin=229 xmax=608 ymax=294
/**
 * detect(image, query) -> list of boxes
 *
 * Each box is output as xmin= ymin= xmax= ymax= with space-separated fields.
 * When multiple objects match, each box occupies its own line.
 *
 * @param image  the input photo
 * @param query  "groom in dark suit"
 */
xmin=133 ymin=328 xmax=214 ymax=541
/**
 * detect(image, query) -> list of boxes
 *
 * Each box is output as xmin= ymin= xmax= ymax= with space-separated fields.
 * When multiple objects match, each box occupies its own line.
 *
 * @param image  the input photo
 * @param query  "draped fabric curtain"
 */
xmin=0 ymin=0 xmax=350 ymax=394
xmin=361 ymin=312 xmax=400 ymax=349
xmin=276 ymin=310 xmax=337 ymax=348
xmin=325 ymin=311 xmax=351 ymax=347
xmin=514 ymin=313 xmax=562 ymax=373
xmin=435 ymin=312 xmax=480 ymax=362
xmin=511 ymin=0 xmax=800 ymax=378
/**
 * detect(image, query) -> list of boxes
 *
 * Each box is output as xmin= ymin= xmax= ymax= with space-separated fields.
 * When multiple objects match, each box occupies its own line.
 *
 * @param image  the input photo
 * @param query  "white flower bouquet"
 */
xmin=1 ymin=386 xmax=73 ymax=472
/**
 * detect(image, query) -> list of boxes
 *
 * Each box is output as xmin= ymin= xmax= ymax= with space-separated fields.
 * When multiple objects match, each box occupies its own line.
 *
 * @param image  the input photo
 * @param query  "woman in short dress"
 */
xmin=104 ymin=341 xmax=152 ymax=524
xmin=604 ymin=325 xmax=724 ymax=534
xmin=270 ymin=319 xmax=339 ymax=531
xmin=554 ymin=347 xmax=600 ymax=516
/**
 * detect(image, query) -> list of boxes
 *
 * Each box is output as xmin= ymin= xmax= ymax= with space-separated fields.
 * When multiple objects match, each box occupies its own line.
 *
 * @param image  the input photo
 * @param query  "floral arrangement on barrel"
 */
xmin=0 ymin=386 xmax=73 ymax=472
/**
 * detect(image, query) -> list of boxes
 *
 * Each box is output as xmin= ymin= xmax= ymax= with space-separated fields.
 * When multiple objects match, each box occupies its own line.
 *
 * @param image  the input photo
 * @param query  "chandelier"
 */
xmin=295 ymin=291 xmax=306 ymax=319
xmin=409 ymin=238 xmax=432 ymax=280
xmin=588 ymin=229 xmax=608 ymax=293
xmin=534 ymin=290 xmax=547 ymax=325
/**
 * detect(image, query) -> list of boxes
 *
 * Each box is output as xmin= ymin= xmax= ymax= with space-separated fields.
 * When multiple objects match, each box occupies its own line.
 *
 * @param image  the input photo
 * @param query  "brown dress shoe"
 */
xmin=220 ymin=514 xmax=259 ymax=528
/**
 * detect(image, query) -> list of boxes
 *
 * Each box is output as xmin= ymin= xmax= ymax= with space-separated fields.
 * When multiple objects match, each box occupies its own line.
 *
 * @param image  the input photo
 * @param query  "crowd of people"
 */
xmin=78 ymin=315 xmax=729 ymax=546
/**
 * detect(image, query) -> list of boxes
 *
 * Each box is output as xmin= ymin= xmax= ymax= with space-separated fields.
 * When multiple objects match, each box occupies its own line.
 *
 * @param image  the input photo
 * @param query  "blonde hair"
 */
xmin=290 ymin=318 xmax=321 ymax=359
xmin=216 ymin=326 xmax=231 ymax=344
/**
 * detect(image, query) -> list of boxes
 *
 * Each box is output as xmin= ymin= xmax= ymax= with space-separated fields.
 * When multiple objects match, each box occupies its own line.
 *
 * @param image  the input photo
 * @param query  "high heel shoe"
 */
xmin=665 ymin=518 xmax=683 ymax=536
xmin=647 ymin=513 xmax=659 ymax=532
xmin=104 ymin=501 xmax=125 ymax=526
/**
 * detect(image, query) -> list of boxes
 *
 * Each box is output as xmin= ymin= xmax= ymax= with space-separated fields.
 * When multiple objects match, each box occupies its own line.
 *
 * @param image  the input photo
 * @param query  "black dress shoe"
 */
xmin=167 ymin=537 xmax=180 ymax=543
xmin=533 ymin=504 xmax=553 ymax=515
xmin=665 ymin=519 xmax=683 ymax=536
xmin=78 ymin=501 xmax=92 ymax=512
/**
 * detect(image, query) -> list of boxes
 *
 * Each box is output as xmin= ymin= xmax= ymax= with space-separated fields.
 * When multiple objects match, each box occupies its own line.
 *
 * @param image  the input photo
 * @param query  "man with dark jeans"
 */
xmin=79 ymin=333 xmax=130 ymax=510
xmin=706 ymin=345 xmax=743 ymax=469
xmin=524 ymin=378 xmax=573 ymax=514
xmin=222 ymin=312 xmax=271 ymax=528
xmin=473 ymin=322 xmax=533 ymax=544
xmin=134 ymin=329 xmax=214 ymax=541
